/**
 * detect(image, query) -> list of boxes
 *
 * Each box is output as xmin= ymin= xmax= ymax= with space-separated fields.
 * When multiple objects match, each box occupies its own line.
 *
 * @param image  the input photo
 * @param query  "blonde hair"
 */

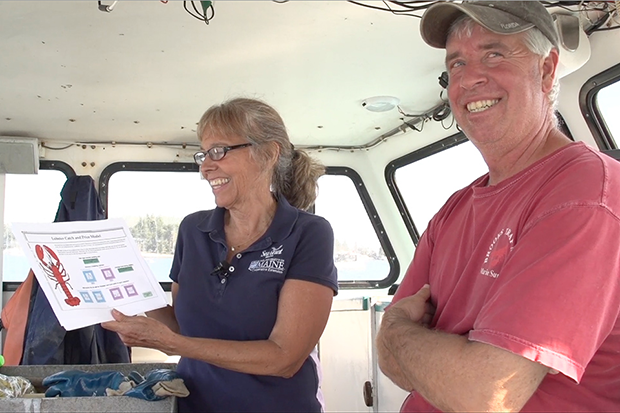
xmin=197 ymin=98 xmax=325 ymax=210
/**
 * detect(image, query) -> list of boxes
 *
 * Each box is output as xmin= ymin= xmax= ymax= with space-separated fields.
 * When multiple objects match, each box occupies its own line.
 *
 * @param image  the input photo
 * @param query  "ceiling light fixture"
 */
xmin=361 ymin=96 xmax=400 ymax=112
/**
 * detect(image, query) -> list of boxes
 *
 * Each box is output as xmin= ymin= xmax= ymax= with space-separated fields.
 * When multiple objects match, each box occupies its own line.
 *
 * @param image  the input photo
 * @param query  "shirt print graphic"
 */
xmin=248 ymin=245 xmax=285 ymax=274
xmin=480 ymin=228 xmax=514 ymax=279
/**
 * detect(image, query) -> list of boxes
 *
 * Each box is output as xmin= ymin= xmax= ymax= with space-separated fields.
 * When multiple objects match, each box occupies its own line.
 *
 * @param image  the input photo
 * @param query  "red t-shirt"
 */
xmin=393 ymin=142 xmax=620 ymax=411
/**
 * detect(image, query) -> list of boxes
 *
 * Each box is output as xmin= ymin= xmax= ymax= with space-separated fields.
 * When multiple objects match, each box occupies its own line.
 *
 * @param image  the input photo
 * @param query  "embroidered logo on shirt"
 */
xmin=249 ymin=246 xmax=285 ymax=274
xmin=480 ymin=227 xmax=514 ymax=279
xmin=261 ymin=245 xmax=283 ymax=259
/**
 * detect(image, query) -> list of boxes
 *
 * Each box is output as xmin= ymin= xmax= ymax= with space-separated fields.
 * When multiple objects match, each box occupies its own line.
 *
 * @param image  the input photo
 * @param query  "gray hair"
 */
xmin=448 ymin=16 xmax=560 ymax=113
xmin=196 ymin=98 xmax=325 ymax=211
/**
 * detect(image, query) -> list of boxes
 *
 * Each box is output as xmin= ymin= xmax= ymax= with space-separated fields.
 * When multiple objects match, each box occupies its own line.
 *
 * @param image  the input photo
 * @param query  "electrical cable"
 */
xmin=592 ymin=24 xmax=620 ymax=31
xmin=346 ymin=0 xmax=428 ymax=18
xmin=41 ymin=143 xmax=75 ymax=151
xmin=386 ymin=1 xmax=437 ymax=12
xmin=541 ymin=1 xmax=579 ymax=12
xmin=439 ymin=89 xmax=449 ymax=103
xmin=592 ymin=1 xmax=620 ymax=31
xmin=344 ymin=0 xmax=620 ymax=32
xmin=403 ymin=118 xmax=424 ymax=133
xmin=432 ymin=103 xmax=451 ymax=122
xmin=441 ymin=113 xmax=455 ymax=130
xmin=97 ymin=1 xmax=118 ymax=13
xmin=381 ymin=1 xmax=434 ymax=17
xmin=183 ymin=1 xmax=215 ymax=25
xmin=585 ymin=10 xmax=615 ymax=34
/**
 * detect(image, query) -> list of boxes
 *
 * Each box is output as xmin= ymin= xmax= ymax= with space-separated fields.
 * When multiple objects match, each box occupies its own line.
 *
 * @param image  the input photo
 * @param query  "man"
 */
xmin=377 ymin=1 xmax=620 ymax=412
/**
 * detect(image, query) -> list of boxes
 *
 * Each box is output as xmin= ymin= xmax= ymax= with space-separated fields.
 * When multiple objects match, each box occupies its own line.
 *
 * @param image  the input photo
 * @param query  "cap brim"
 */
xmin=420 ymin=2 xmax=532 ymax=49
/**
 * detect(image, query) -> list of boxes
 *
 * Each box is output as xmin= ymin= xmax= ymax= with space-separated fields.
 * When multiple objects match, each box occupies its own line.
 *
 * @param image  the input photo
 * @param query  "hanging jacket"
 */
xmin=1 ymin=175 xmax=131 ymax=365
xmin=0 ymin=270 xmax=35 ymax=365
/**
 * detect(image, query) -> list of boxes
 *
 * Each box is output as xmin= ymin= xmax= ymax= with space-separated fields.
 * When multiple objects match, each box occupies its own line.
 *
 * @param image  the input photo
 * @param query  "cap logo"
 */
xmin=500 ymin=22 xmax=520 ymax=29
xmin=420 ymin=1 xmax=560 ymax=49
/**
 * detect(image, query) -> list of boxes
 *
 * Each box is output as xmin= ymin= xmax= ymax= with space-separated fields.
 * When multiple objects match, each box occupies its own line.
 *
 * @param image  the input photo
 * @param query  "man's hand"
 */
xmin=377 ymin=284 xmax=435 ymax=392
xmin=382 ymin=284 xmax=435 ymax=328
xmin=377 ymin=284 xmax=550 ymax=412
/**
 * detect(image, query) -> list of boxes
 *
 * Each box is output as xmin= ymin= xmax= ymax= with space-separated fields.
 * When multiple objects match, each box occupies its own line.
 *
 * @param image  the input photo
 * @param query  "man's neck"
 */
xmin=480 ymin=126 xmax=572 ymax=186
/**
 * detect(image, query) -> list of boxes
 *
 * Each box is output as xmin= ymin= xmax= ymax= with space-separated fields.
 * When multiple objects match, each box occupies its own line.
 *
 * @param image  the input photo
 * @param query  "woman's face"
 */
xmin=199 ymin=132 xmax=272 ymax=210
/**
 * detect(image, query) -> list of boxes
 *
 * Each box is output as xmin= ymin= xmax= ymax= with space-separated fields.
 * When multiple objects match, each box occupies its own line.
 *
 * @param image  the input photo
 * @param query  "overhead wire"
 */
xmin=591 ymin=0 xmax=620 ymax=31
xmin=114 ymin=0 xmax=619 ymax=150
xmin=41 ymin=143 xmax=75 ymax=151
xmin=344 ymin=0 xmax=620 ymax=33
xmin=343 ymin=0 xmax=619 ymax=139
xmin=183 ymin=1 xmax=215 ymax=25
xmin=441 ymin=113 xmax=455 ymax=130
xmin=346 ymin=0 xmax=434 ymax=18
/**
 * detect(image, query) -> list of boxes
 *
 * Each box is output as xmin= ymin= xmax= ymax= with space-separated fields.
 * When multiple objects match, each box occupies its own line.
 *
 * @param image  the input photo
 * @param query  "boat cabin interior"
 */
xmin=1 ymin=1 xmax=619 ymax=411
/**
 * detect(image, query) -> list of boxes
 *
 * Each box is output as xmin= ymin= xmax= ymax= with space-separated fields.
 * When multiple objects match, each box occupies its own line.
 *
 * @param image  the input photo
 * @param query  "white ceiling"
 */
xmin=0 ymin=1 xmax=447 ymax=148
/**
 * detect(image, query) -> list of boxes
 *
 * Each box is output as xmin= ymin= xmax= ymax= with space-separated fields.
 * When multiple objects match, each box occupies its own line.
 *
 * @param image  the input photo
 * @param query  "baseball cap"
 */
xmin=420 ymin=1 xmax=559 ymax=49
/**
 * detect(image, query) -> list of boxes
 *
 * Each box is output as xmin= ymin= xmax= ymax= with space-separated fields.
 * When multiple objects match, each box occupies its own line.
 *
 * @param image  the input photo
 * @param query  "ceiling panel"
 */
xmin=0 ymin=1 xmax=446 ymax=147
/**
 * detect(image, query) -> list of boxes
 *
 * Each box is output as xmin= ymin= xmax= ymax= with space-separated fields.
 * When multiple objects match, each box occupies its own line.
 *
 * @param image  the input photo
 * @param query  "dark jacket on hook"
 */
xmin=2 ymin=175 xmax=131 ymax=365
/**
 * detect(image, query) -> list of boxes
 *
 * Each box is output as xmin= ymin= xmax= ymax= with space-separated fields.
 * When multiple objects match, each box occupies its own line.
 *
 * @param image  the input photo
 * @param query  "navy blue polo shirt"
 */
xmin=170 ymin=196 xmax=338 ymax=413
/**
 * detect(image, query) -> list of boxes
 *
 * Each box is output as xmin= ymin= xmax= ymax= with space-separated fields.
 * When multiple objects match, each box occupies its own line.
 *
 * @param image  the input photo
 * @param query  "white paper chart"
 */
xmin=11 ymin=218 xmax=169 ymax=331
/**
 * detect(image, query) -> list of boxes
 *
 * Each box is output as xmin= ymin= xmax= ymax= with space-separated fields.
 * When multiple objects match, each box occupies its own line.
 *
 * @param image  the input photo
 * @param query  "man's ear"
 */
xmin=541 ymin=48 xmax=559 ymax=94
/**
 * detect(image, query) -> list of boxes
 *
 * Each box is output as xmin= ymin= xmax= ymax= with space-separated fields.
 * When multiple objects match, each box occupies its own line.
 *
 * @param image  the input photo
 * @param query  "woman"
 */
xmin=102 ymin=97 xmax=338 ymax=412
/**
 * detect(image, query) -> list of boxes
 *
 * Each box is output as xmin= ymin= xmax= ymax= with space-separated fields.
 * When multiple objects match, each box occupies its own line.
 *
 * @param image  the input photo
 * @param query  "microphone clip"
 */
xmin=211 ymin=260 xmax=231 ymax=279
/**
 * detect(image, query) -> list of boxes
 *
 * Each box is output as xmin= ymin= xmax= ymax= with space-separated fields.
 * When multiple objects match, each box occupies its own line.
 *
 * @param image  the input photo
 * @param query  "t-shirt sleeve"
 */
xmin=286 ymin=216 xmax=338 ymax=295
xmin=390 ymin=185 xmax=474 ymax=308
xmin=390 ymin=229 xmax=433 ymax=307
xmin=469 ymin=206 xmax=620 ymax=383
xmin=169 ymin=216 xmax=189 ymax=284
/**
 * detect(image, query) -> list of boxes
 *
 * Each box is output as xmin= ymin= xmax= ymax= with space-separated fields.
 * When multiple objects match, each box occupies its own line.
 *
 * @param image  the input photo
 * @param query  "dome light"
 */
xmin=361 ymin=96 xmax=400 ymax=112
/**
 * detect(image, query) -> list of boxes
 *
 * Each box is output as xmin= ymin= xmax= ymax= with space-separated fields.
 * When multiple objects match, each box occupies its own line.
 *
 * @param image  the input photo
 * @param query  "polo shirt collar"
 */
xmin=196 ymin=195 xmax=300 ymax=250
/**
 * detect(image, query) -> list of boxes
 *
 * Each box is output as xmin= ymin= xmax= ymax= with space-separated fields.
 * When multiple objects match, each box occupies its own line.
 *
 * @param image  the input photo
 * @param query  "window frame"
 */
xmin=99 ymin=162 xmax=399 ymax=290
xmin=579 ymin=62 xmax=620 ymax=150
xmin=99 ymin=162 xmax=199 ymax=292
xmin=3 ymin=160 xmax=75 ymax=293
xmin=385 ymin=132 xmax=469 ymax=245
xmin=323 ymin=166 xmax=400 ymax=289
xmin=99 ymin=161 xmax=199 ymax=217
xmin=385 ymin=113 xmax=572 ymax=247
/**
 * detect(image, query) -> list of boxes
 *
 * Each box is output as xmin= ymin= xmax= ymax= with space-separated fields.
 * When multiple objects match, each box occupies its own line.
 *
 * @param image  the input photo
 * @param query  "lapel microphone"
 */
xmin=211 ymin=260 xmax=231 ymax=279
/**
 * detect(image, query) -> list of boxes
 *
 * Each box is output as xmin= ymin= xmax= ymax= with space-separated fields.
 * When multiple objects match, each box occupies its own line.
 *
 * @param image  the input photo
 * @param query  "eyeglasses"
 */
xmin=193 ymin=143 xmax=252 ymax=165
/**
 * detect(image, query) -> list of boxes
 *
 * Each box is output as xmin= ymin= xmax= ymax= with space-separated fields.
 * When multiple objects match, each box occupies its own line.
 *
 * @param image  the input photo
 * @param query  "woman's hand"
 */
xmin=101 ymin=309 xmax=179 ymax=355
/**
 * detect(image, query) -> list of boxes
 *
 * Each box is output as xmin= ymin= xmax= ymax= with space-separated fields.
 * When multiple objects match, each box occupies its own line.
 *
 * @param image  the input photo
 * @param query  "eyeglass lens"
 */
xmin=194 ymin=143 xmax=251 ymax=165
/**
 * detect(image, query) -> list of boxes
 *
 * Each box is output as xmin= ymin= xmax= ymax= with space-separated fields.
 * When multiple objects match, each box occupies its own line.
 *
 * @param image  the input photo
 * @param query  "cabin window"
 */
xmin=315 ymin=170 xmax=398 ymax=288
xmin=388 ymin=136 xmax=488 ymax=242
xmin=102 ymin=163 xmax=398 ymax=288
xmin=3 ymin=167 xmax=70 ymax=283
xmin=596 ymin=79 xmax=620 ymax=144
xmin=104 ymin=167 xmax=213 ymax=282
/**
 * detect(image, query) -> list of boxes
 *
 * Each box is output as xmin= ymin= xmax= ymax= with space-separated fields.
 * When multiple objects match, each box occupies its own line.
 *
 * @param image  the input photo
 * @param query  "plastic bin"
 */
xmin=0 ymin=363 xmax=178 ymax=413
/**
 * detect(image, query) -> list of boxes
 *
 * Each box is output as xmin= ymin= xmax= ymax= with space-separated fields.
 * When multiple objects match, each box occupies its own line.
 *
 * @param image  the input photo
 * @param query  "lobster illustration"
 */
xmin=35 ymin=244 xmax=81 ymax=307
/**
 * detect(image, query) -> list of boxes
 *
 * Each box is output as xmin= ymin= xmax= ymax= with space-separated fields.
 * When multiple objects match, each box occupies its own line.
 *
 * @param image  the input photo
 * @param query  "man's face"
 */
xmin=445 ymin=24 xmax=556 ymax=150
